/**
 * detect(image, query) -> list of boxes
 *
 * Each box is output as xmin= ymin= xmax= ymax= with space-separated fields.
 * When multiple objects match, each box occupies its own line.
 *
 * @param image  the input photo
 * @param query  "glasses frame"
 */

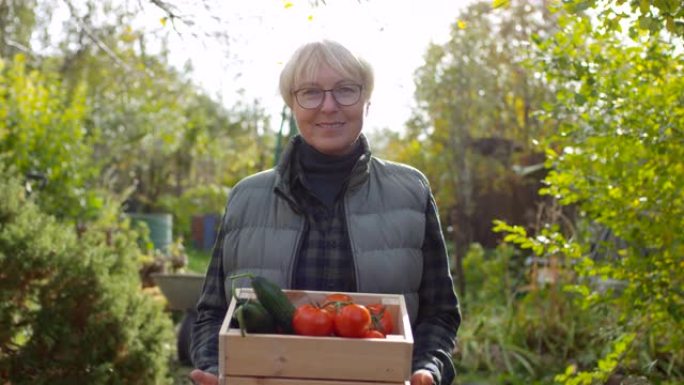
xmin=292 ymin=84 xmax=364 ymax=110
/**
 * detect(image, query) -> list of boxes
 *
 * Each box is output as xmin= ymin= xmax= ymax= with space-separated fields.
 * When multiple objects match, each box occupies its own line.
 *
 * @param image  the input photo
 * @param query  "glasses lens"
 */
xmin=296 ymin=88 xmax=324 ymax=109
xmin=333 ymin=85 xmax=361 ymax=106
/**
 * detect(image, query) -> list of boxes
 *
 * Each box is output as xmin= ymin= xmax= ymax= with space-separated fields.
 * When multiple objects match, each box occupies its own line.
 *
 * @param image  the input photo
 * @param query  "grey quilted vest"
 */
xmin=220 ymin=135 xmax=429 ymax=324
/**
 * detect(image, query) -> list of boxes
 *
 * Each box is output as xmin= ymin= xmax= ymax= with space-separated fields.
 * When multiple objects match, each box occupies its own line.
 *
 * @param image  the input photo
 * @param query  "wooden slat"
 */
xmin=221 ymin=375 xmax=410 ymax=385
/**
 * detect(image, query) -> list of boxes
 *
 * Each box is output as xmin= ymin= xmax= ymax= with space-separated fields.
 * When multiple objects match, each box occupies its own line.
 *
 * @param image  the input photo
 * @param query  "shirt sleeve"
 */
xmin=190 ymin=210 xmax=228 ymax=374
xmin=411 ymin=194 xmax=462 ymax=385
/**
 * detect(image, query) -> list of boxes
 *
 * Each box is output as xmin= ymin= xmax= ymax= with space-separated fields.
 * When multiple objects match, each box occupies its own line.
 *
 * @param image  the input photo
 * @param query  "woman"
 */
xmin=190 ymin=39 xmax=461 ymax=385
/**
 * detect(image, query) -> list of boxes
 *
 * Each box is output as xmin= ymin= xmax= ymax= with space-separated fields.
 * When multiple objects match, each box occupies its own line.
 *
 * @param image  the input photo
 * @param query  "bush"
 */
xmin=491 ymin=8 xmax=684 ymax=382
xmin=0 ymin=54 xmax=101 ymax=221
xmin=455 ymin=243 xmax=616 ymax=384
xmin=0 ymin=168 xmax=175 ymax=384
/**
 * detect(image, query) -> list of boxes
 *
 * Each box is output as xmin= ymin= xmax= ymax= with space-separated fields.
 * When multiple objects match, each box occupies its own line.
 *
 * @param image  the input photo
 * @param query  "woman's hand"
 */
xmin=189 ymin=369 xmax=218 ymax=385
xmin=411 ymin=369 xmax=434 ymax=385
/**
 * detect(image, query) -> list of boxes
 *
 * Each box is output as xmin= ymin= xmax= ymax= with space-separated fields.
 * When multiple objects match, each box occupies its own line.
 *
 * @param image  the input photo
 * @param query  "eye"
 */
xmin=299 ymin=88 xmax=323 ymax=98
xmin=335 ymin=85 xmax=359 ymax=95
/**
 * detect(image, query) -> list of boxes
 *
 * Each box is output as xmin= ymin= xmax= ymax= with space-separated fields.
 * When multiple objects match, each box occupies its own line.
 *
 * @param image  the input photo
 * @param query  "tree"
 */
xmin=0 ymin=0 xmax=41 ymax=59
xmin=388 ymin=0 xmax=559 ymax=296
xmin=563 ymin=0 xmax=684 ymax=37
xmin=1 ymin=0 xmax=274 ymax=218
xmin=496 ymin=2 xmax=684 ymax=383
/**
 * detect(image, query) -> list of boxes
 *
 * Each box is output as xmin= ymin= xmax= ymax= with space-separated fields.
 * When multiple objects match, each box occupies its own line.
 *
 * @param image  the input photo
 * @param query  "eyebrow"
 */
xmin=295 ymin=80 xmax=359 ymax=89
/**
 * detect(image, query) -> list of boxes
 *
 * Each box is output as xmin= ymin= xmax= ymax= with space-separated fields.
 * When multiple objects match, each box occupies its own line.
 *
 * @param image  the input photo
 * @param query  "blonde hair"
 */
xmin=279 ymin=39 xmax=374 ymax=108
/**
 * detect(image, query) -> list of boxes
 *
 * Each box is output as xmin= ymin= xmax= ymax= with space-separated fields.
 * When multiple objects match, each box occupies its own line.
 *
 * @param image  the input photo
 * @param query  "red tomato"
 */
xmin=322 ymin=293 xmax=354 ymax=315
xmin=292 ymin=304 xmax=334 ymax=336
xmin=325 ymin=293 xmax=354 ymax=303
xmin=367 ymin=303 xmax=394 ymax=335
xmin=363 ymin=329 xmax=386 ymax=339
xmin=334 ymin=303 xmax=371 ymax=338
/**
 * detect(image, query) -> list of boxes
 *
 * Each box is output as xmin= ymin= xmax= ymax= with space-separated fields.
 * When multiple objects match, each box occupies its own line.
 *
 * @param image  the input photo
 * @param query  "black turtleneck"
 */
xmin=297 ymin=139 xmax=364 ymax=208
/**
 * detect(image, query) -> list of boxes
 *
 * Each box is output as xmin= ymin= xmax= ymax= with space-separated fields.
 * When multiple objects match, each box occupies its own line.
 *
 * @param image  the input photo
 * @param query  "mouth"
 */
xmin=316 ymin=122 xmax=345 ymax=129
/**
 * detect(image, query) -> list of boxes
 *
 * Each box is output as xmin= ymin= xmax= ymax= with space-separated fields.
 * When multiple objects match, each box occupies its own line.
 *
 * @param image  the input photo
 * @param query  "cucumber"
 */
xmin=234 ymin=300 xmax=276 ymax=336
xmin=229 ymin=273 xmax=296 ymax=334
xmin=250 ymin=276 xmax=296 ymax=334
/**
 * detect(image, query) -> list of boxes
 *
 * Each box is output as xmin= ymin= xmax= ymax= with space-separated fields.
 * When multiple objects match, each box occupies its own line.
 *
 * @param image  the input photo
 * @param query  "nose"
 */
xmin=320 ymin=90 xmax=338 ymax=112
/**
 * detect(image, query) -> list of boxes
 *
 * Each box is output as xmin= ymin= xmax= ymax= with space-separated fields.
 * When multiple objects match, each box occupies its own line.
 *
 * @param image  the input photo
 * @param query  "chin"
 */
xmin=314 ymin=140 xmax=351 ymax=155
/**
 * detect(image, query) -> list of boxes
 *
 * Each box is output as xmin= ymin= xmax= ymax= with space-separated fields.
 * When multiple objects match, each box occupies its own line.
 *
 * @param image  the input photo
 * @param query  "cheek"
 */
xmin=293 ymin=109 xmax=314 ymax=128
xmin=346 ymin=109 xmax=365 ymax=130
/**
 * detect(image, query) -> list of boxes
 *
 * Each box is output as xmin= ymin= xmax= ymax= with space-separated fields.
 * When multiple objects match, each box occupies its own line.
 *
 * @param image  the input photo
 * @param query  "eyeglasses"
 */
xmin=292 ymin=84 xmax=363 ymax=109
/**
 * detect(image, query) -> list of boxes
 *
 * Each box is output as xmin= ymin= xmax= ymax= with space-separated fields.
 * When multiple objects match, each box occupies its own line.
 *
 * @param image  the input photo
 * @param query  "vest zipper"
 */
xmin=273 ymin=185 xmax=307 ymax=288
xmin=288 ymin=217 xmax=308 ymax=288
xmin=342 ymin=196 xmax=360 ymax=292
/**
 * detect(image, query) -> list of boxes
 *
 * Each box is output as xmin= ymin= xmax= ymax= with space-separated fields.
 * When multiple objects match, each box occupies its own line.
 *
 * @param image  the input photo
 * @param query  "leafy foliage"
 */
xmin=51 ymin=20 xmax=272 ymax=214
xmin=492 ymin=2 xmax=684 ymax=383
xmin=0 ymin=54 xmax=101 ymax=220
xmin=555 ymin=333 xmax=636 ymax=385
xmin=1 ymin=3 xmax=278 ymax=381
xmin=380 ymin=0 xmax=562 ymax=298
xmin=455 ymin=243 xmax=616 ymax=384
xmin=2 ymin=0 xmax=274 ymax=233
xmin=407 ymin=0 xmax=558 ymax=215
xmin=0 ymin=167 xmax=175 ymax=384
xmin=562 ymin=0 xmax=684 ymax=37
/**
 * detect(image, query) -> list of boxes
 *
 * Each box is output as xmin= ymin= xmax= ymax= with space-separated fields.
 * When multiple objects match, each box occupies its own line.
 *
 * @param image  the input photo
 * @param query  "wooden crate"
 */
xmin=218 ymin=288 xmax=413 ymax=385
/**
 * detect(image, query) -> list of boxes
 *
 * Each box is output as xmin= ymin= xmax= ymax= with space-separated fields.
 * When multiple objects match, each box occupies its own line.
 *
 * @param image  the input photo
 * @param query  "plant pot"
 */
xmin=151 ymin=272 xmax=204 ymax=311
xmin=128 ymin=213 xmax=173 ymax=253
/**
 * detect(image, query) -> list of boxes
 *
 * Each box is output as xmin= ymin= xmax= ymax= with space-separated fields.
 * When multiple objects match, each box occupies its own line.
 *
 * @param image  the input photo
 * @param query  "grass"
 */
xmin=185 ymin=246 xmax=212 ymax=274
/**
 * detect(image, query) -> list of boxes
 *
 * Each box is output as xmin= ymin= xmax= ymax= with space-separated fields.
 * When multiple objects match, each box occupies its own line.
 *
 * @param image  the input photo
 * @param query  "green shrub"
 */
xmin=520 ymin=5 xmax=684 ymax=383
xmin=0 ymin=54 xmax=101 ymax=221
xmin=455 ymin=243 xmax=617 ymax=384
xmin=0 ymin=168 xmax=174 ymax=384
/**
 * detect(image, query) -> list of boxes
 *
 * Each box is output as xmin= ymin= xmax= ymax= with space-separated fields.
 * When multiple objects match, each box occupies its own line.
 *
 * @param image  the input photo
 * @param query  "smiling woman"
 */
xmin=279 ymin=40 xmax=372 ymax=156
xmin=189 ymin=38 xmax=461 ymax=385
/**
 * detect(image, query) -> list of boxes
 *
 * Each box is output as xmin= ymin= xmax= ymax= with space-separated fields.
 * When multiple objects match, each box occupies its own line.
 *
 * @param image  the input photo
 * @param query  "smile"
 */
xmin=317 ymin=122 xmax=345 ymax=128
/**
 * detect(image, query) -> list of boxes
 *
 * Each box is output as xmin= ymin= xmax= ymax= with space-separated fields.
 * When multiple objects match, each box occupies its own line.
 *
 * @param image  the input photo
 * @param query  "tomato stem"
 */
xmin=320 ymin=300 xmax=353 ymax=310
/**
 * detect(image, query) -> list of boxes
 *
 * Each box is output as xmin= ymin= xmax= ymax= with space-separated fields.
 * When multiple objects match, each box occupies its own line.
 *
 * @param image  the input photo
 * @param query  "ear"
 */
xmin=365 ymin=101 xmax=371 ymax=116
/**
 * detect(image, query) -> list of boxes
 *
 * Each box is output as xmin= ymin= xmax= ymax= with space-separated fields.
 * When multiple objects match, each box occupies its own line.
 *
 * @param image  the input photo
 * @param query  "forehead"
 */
xmin=296 ymin=65 xmax=356 ymax=87
xmin=294 ymin=57 xmax=361 ymax=88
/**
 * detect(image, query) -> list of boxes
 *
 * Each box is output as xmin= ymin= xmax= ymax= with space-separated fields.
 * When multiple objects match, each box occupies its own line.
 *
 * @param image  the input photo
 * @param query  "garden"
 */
xmin=1 ymin=1 xmax=682 ymax=384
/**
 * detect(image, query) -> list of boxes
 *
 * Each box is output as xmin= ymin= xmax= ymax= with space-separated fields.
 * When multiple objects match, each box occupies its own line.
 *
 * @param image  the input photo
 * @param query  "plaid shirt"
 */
xmin=192 ymin=138 xmax=461 ymax=384
xmin=289 ymin=154 xmax=357 ymax=293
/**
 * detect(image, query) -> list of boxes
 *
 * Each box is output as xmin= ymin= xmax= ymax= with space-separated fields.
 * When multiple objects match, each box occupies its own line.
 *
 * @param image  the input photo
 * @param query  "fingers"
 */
xmin=410 ymin=369 xmax=434 ymax=385
xmin=189 ymin=369 xmax=219 ymax=385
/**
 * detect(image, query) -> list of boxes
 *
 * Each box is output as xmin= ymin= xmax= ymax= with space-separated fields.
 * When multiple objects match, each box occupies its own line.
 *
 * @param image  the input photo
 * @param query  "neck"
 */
xmin=297 ymin=139 xmax=363 ymax=207
xmin=299 ymin=140 xmax=361 ymax=170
